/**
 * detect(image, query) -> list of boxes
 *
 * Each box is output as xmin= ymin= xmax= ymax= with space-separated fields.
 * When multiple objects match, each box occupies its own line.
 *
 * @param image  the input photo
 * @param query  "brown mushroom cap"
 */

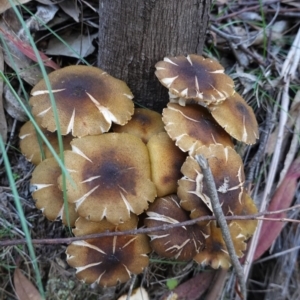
xmin=207 ymin=92 xmax=259 ymax=144
xmin=193 ymin=221 xmax=247 ymax=269
xmin=66 ymin=233 xmax=150 ymax=287
xmin=233 ymin=192 xmax=258 ymax=239
xmin=67 ymin=200 xmax=150 ymax=287
xmin=147 ymin=132 xmax=187 ymax=197
xmin=30 ymin=157 xmax=78 ymax=226
xmin=19 ymin=119 xmax=73 ymax=165
xmin=73 ymin=214 xmax=139 ymax=236
xmin=30 ymin=65 xmax=134 ymax=137
xmin=162 ymin=103 xmax=234 ymax=155
xmin=178 ymin=144 xmax=245 ymax=218
xmin=58 ymin=133 xmax=157 ymax=224
xmin=155 ymin=54 xmax=235 ymax=106
xmin=145 ymin=195 xmax=205 ymax=261
xmin=112 ymin=108 xmax=165 ymax=143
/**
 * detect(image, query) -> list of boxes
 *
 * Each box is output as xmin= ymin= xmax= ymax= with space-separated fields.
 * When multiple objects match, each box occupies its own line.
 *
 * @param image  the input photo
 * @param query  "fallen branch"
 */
xmin=0 ymin=204 xmax=300 ymax=247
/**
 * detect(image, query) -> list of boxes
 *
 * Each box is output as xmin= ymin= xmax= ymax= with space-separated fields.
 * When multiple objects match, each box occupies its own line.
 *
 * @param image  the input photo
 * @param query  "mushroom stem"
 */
xmin=195 ymin=155 xmax=247 ymax=300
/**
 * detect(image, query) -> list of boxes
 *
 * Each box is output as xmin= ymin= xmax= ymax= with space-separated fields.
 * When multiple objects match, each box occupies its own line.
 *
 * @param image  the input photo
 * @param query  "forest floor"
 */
xmin=1 ymin=0 xmax=300 ymax=299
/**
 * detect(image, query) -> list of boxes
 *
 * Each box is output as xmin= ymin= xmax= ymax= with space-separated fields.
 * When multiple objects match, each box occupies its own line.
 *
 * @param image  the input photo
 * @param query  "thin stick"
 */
xmin=1 ymin=204 xmax=300 ymax=247
xmin=126 ymin=275 xmax=137 ymax=300
xmin=195 ymin=155 xmax=247 ymax=300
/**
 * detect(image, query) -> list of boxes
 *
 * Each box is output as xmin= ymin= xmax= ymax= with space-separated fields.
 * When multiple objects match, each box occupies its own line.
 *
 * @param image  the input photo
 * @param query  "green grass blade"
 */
xmin=0 ymin=136 xmax=45 ymax=299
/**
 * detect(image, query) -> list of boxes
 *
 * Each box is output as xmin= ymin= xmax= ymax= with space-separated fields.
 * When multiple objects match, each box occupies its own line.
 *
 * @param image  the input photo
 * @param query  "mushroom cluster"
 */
xmin=156 ymin=54 xmax=259 ymax=144
xmin=19 ymin=65 xmax=189 ymax=286
xmin=145 ymin=54 xmax=259 ymax=268
xmin=19 ymin=54 xmax=259 ymax=288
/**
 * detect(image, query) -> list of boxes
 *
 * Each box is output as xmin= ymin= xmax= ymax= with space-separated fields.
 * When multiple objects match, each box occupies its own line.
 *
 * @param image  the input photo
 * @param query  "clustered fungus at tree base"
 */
xmin=19 ymin=54 xmax=259 ymax=287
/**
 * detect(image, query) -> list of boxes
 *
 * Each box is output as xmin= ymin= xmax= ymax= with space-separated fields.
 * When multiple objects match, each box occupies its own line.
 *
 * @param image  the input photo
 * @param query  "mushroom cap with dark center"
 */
xmin=58 ymin=133 xmax=157 ymax=224
xmin=207 ymin=92 xmax=259 ymax=144
xmin=193 ymin=221 xmax=247 ymax=269
xmin=155 ymin=54 xmax=235 ymax=105
xmin=162 ymin=103 xmax=234 ymax=155
xmin=112 ymin=108 xmax=165 ymax=143
xmin=178 ymin=144 xmax=245 ymax=218
xmin=66 ymin=233 xmax=150 ymax=287
xmin=145 ymin=195 xmax=205 ymax=261
xmin=30 ymin=157 xmax=78 ymax=226
xmin=147 ymin=132 xmax=187 ymax=197
xmin=19 ymin=119 xmax=73 ymax=165
xmin=30 ymin=65 xmax=134 ymax=137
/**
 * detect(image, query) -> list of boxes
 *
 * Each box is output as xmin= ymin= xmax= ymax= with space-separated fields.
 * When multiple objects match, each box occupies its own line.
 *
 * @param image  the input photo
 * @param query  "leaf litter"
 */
xmin=0 ymin=0 xmax=300 ymax=299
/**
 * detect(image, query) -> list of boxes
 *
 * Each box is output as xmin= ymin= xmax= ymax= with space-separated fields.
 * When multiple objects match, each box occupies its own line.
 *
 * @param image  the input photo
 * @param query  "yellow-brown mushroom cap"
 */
xmin=73 ymin=214 xmax=139 ymax=236
xmin=147 ymin=132 xmax=187 ymax=197
xmin=145 ymin=195 xmax=205 ymax=261
xmin=112 ymin=108 xmax=165 ymax=143
xmin=19 ymin=119 xmax=73 ymax=165
xmin=155 ymin=54 xmax=235 ymax=105
xmin=58 ymin=133 xmax=157 ymax=224
xmin=193 ymin=221 xmax=247 ymax=269
xmin=178 ymin=144 xmax=245 ymax=217
xmin=207 ymin=92 xmax=259 ymax=144
xmin=233 ymin=192 xmax=258 ymax=239
xmin=162 ymin=103 xmax=234 ymax=155
xmin=30 ymin=65 xmax=134 ymax=137
xmin=30 ymin=157 xmax=78 ymax=226
xmin=66 ymin=233 xmax=150 ymax=287
xmin=67 ymin=212 xmax=149 ymax=287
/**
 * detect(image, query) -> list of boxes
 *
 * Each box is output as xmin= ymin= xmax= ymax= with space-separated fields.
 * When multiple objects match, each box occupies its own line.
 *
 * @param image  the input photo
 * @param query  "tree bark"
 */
xmin=98 ymin=0 xmax=211 ymax=112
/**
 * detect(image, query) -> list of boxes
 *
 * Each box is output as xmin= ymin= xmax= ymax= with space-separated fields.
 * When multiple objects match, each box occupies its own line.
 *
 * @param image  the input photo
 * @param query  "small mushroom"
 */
xmin=155 ymin=54 xmax=235 ymax=106
xmin=30 ymin=65 xmax=134 ymax=137
xmin=147 ymin=132 xmax=187 ymax=197
xmin=19 ymin=119 xmax=73 ymax=165
xmin=207 ymin=92 xmax=259 ymax=144
xmin=30 ymin=157 xmax=78 ymax=226
xmin=68 ymin=214 xmax=149 ymax=287
xmin=112 ymin=108 xmax=165 ymax=143
xmin=66 ymin=215 xmax=150 ymax=287
xmin=193 ymin=221 xmax=247 ymax=269
xmin=162 ymin=103 xmax=233 ymax=155
xmin=178 ymin=144 xmax=245 ymax=218
xmin=58 ymin=133 xmax=157 ymax=224
xmin=145 ymin=195 xmax=205 ymax=261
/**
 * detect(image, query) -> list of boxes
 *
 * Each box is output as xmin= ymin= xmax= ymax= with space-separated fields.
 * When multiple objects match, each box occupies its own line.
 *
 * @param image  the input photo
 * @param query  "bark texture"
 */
xmin=98 ymin=0 xmax=211 ymax=112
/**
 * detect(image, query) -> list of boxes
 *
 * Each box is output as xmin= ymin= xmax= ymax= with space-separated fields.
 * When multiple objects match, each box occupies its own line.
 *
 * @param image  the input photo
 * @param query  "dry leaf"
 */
xmin=239 ymin=12 xmax=262 ymax=21
xmin=59 ymin=0 xmax=80 ymax=22
xmin=18 ymin=5 xmax=59 ymax=41
xmin=161 ymin=271 xmax=215 ymax=300
xmin=3 ymin=85 xmax=30 ymax=122
xmin=251 ymin=21 xmax=289 ymax=46
xmin=0 ymin=0 xmax=31 ymax=14
xmin=254 ymin=156 xmax=300 ymax=260
xmin=14 ymin=268 xmax=43 ymax=300
xmin=0 ymin=15 xmax=44 ymax=85
xmin=45 ymin=32 xmax=97 ymax=58
xmin=1 ymin=29 xmax=59 ymax=70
